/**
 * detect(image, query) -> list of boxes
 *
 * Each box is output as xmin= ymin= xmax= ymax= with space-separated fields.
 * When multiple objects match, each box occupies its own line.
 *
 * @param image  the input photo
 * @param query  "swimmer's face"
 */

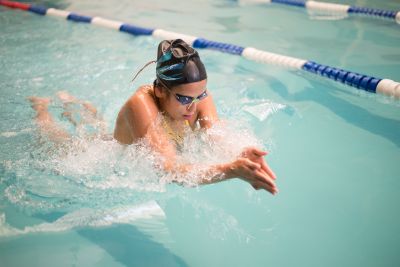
xmin=160 ymin=79 xmax=208 ymax=121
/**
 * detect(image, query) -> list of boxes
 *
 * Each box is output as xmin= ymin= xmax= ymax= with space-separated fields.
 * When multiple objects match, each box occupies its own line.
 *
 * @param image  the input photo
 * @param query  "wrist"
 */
xmin=220 ymin=161 xmax=237 ymax=179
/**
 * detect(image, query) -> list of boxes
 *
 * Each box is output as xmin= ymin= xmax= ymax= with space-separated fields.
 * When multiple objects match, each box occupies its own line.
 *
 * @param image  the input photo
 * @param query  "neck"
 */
xmin=152 ymin=84 xmax=163 ymax=111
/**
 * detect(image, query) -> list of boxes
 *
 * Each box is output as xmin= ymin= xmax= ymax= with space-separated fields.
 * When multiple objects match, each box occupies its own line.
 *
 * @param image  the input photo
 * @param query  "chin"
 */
xmin=168 ymin=113 xmax=183 ymax=121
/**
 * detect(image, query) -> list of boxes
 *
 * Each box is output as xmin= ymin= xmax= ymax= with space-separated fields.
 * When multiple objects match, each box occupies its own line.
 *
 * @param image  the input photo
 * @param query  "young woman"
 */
xmin=114 ymin=39 xmax=278 ymax=194
xmin=29 ymin=39 xmax=277 ymax=194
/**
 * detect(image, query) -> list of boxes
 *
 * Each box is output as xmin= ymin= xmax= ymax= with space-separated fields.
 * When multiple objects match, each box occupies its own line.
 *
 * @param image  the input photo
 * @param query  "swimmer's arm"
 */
xmin=144 ymin=121 xmax=277 ymax=194
xmin=145 ymin=131 xmax=278 ymax=194
xmin=164 ymin=157 xmax=277 ymax=195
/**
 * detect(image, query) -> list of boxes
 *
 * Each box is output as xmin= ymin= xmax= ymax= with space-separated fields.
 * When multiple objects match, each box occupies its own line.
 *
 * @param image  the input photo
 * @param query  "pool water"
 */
xmin=1 ymin=0 xmax=400 ymax=266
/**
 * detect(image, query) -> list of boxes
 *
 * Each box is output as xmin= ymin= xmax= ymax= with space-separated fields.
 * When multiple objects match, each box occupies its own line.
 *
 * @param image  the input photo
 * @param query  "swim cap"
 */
xmin=156 ymin=39 xmax=207 ymax=88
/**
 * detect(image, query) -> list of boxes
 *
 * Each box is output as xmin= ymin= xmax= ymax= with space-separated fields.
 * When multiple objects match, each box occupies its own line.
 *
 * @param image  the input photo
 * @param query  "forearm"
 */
xmin=161 ymin=152 xmax=277 ymax=194
xmin=197 ymin=162 xmax=235 ymax=185
xmin=163 ymin=159 xmax=235 ymax=186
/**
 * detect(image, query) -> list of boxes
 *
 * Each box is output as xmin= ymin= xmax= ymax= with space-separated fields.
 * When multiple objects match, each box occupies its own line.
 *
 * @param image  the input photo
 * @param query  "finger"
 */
xmin=260 ymin=161 xmax=277 ymax=180
xmin=252 ymin=180 xmax=278 ymax=195
xmin=253 ymin=170 xmax=276 ymax=189
xmin=258 ymin=168 xmax=274 ymax=181
xmin=251 ymin=184 xmax=260 ymax=190
xmin=245 ymin=159 xmax=261 ymax=171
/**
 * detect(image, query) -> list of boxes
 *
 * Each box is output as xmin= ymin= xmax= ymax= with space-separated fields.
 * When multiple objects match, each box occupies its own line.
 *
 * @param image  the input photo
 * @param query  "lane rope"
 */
xmin=1 ymin=0 xmax=399 ymax=98
xmin=239 ymin=0 xmax=400 ymax=25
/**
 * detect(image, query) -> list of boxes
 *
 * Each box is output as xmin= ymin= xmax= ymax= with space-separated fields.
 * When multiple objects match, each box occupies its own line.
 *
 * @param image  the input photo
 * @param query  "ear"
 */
xmin=154 ymin=85 xmax=165 ymax=98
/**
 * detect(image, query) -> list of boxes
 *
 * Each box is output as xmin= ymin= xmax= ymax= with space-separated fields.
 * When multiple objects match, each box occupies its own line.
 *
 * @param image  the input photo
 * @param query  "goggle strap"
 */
xmin=186 ymin=98 xmax=200 ymax=110
xmin=131 ymin=60 xmax=156 ymax=83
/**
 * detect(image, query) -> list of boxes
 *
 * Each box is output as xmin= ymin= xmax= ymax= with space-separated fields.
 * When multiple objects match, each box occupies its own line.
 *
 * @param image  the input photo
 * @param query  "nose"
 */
xmin=186 ymin=100 xmax=198 ymax=112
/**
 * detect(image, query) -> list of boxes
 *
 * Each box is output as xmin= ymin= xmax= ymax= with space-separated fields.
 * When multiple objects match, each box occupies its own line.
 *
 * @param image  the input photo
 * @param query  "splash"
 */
xmin=1 ymin=136 xmax=168 ymax=214
xmin=0 ymin=108 xmax=280 ymax=236
xmin=242 ymin=98 xmax=286 ymax=122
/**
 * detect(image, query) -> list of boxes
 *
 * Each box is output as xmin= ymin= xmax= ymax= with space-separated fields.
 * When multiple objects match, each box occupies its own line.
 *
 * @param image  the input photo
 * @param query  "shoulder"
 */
xmin=118 ymin=85 xmax=160 ymax=139
xmin=128 ymin=85 xmax=155 ymax=104
xmin=120 ymin=84 xmax=160 ymax=128
xmin=197 ymin=90 xmax=218 ymax=126
xmin=125 ymin=85 xmax=159 ymax=115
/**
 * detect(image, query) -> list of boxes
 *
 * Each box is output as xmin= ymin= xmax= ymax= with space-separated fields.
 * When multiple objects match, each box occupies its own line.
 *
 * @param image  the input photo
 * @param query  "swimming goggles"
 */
xmin=173 ymin=90 xmax=208 ymax=106
xmin=157 ymin=78 xmax=208 ymax=106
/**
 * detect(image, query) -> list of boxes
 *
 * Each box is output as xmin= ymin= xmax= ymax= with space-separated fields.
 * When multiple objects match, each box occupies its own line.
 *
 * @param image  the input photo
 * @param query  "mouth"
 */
xmin=182 ymin=114 xmax=193 ymax=119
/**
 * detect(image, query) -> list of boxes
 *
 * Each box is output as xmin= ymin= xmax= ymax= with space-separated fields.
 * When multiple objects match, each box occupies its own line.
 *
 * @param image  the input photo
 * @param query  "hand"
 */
xmin=240 ymin=147 xmax=276 ymax=179
xmin=229 ymin=156 xmax=278 ymax=195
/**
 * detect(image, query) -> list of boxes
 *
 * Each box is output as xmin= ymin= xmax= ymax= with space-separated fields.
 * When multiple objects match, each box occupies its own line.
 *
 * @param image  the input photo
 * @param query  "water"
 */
xmin=1 ymin=0 xmax=399 ymax=266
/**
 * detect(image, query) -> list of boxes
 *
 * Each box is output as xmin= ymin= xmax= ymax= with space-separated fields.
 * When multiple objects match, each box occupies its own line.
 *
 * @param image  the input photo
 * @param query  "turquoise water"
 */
xmin=1 ymin=0 xmax=400 ymax=266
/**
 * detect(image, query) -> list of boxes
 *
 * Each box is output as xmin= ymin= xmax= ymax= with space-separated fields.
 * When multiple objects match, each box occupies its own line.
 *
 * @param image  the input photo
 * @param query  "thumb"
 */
xmin=253 ymin=148 xmax=268 ymax=157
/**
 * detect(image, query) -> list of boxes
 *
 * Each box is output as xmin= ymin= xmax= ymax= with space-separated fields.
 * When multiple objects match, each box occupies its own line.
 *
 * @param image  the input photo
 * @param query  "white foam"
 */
xmin=1 ymin=132 xmax=18 ymax=138
xmin=32 ymin=77 xmax=44 ymax=82
xmin=0 ymin=128 xmax=32 ymax=138
xmin=242 ymin=99 xmax=286 ymax=121
xmin=0 ymin=201 xmax=165 ymax=237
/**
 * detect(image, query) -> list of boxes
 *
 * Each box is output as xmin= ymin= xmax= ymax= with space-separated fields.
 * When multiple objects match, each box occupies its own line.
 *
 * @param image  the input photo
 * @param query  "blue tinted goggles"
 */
xmin=174 ymin=90 xmax=208 ymax=105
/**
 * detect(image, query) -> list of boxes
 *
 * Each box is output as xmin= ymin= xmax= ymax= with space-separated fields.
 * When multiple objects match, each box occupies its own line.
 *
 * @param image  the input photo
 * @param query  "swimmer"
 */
xmin=29 ymin=39 xmax=277 ymax=194
xmin=114 ymin=39 xmax=278 ymax=194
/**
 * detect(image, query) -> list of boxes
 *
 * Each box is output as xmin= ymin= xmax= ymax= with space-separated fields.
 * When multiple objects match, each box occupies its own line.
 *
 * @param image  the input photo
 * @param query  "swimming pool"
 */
xmin=1 ymin=0 xmax=399 ymax=266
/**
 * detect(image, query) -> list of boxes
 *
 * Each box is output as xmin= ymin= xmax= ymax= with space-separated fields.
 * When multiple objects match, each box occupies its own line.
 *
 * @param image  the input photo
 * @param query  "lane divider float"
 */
xmin=1 ymin=0 xmax=399 ymax=98
xmin=239 ymin=0 xmax=400 ymax=24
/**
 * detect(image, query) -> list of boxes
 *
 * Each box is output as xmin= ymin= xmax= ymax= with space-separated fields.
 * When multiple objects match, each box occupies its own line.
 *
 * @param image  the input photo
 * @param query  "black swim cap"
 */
xmin=156 ymin=39 xmax=207 ymax=88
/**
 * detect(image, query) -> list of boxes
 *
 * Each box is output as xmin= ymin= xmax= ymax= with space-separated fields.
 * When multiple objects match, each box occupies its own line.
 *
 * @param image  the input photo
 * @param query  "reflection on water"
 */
xmin=0 ymin=201 xmax=165 ymax=237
